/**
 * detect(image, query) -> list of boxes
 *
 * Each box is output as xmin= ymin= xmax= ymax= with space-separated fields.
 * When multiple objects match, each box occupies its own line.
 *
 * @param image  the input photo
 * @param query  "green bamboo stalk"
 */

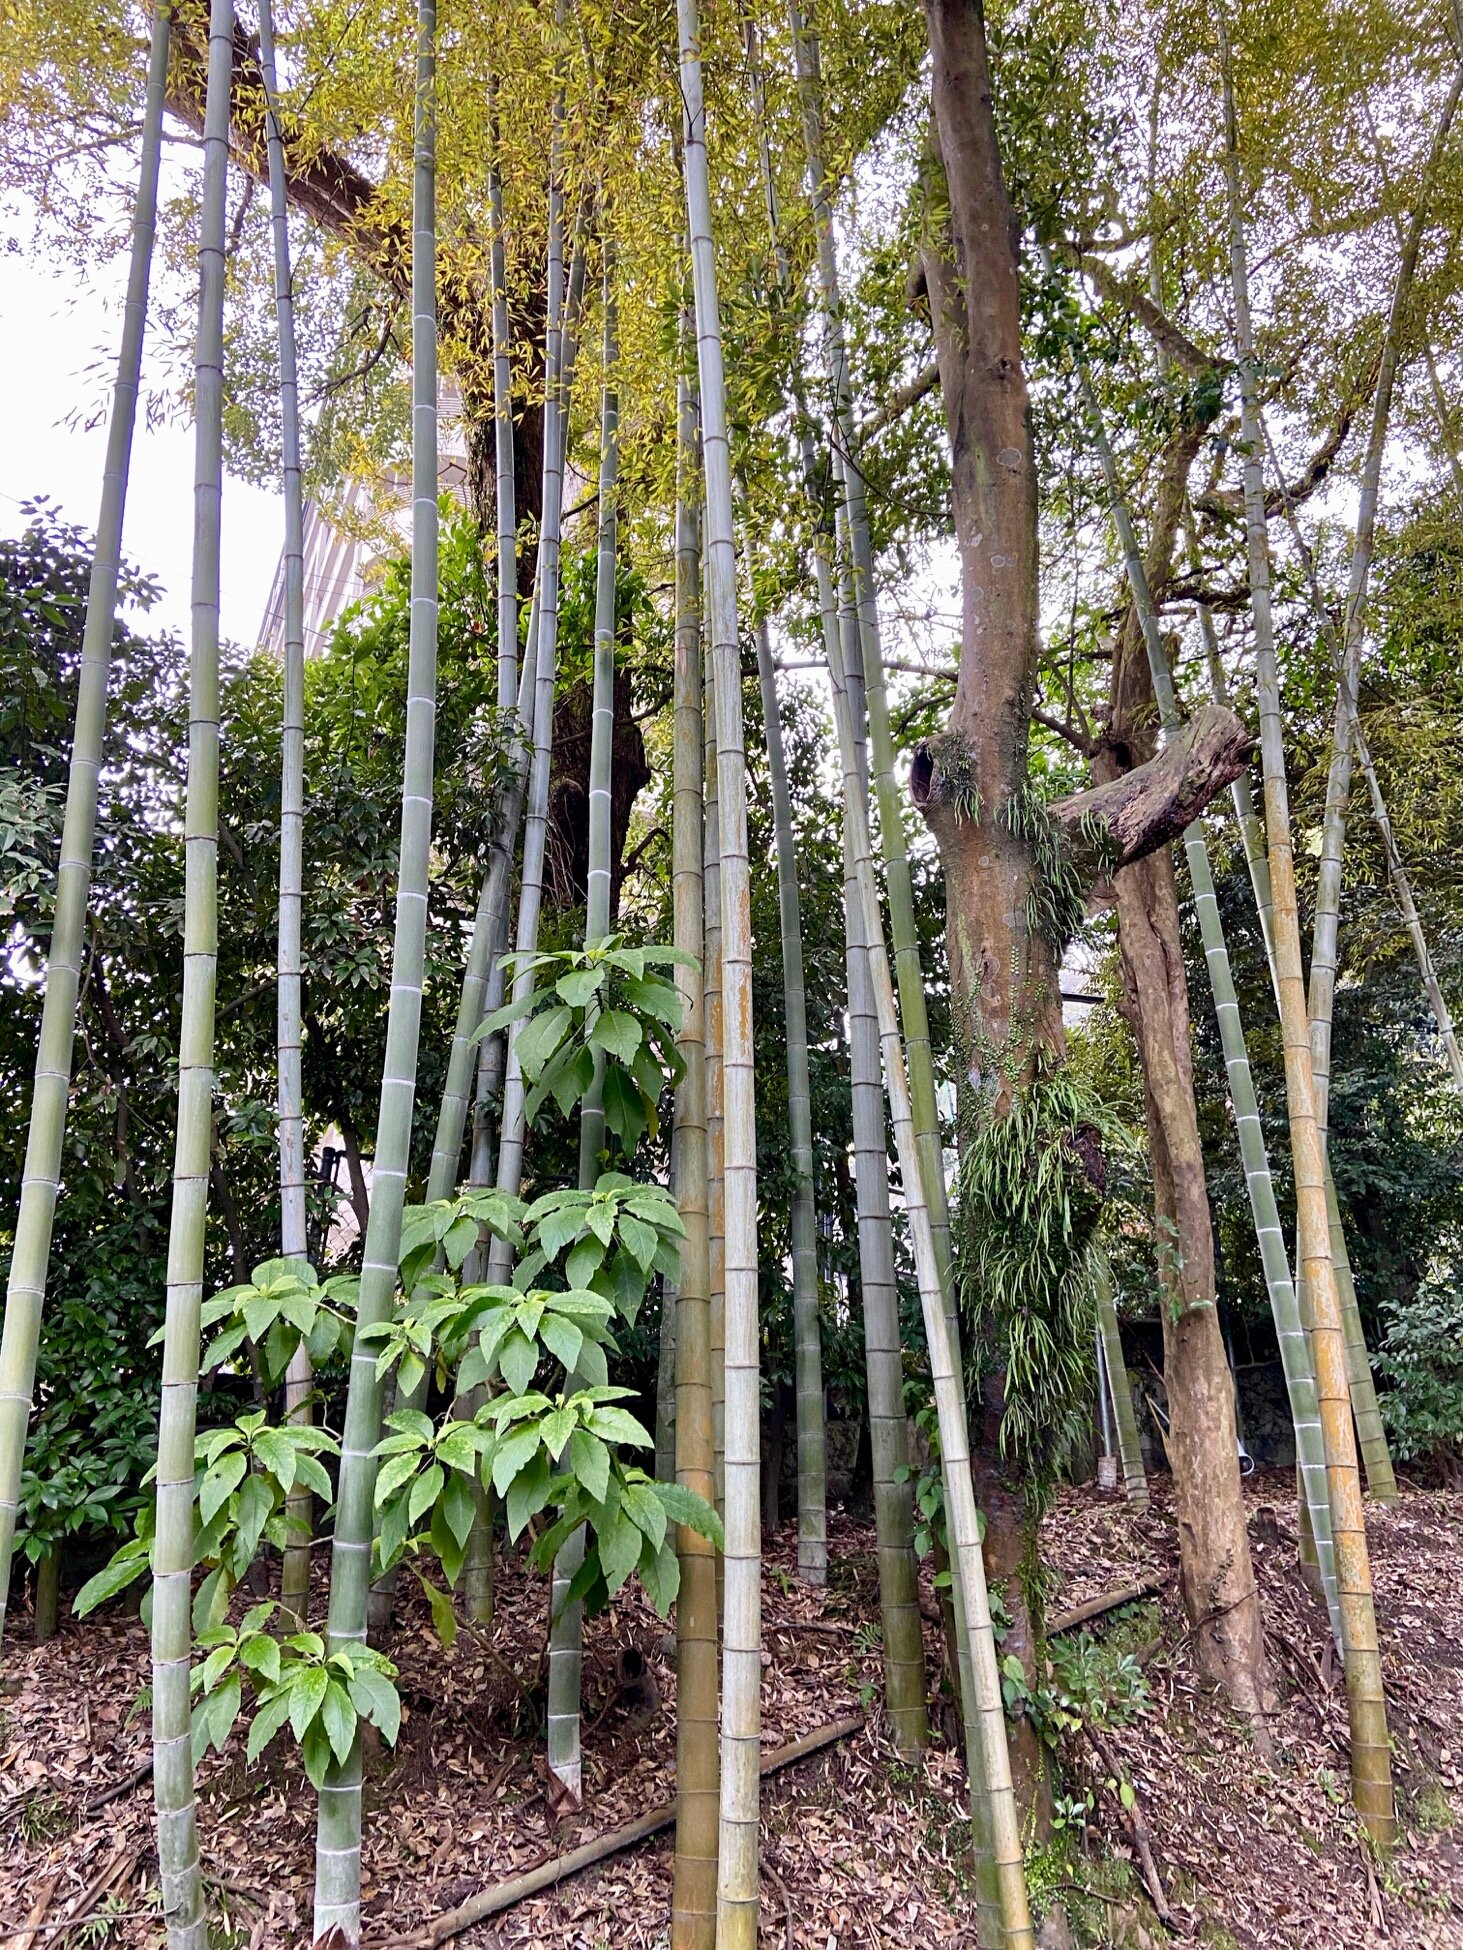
xmin=677 ymin=11 xmax=763 ymax=1937
xmin=1307 ymin=66 xmax=1462 ymax=1141
xmin=1220 ymin=23 xmax=1393 ymax=1839
xmin=484 ymin=217 xmax=590 ymax=1267
xmin=787 ymin=0 xmax=957 ymax=1313
xmin=1054 ymin=261 xmax=1341 ymax=1640
xmin=489 ymin=114 xmax=517 ymax=718
xmin=743 ymin=536 xmax=827 ymax=1585
xmin=312 ymin=4 xmax=439 ymax=1936
xmin=151 ymin=2 xmax=232 ymax=1938
xmin=0 ymin=2 xmax=170 ymax=1656
xmin=703 ymin=680 xmax=726 ymax=1522
xmin=822 ymin=536 xmax=1032 ymax=1950
xmin=545 ymin=246 xmax=620 ymax=1807
xmin=670 ymin=358 xmax=719 ymax=1950
xmin=833 ymin=530 xmax=932 ymax=1758
xmin=1093 ymin=1256 xmax=1148 ymax=1512
xmin=258 ymin=0 xmax=314 ymax=1632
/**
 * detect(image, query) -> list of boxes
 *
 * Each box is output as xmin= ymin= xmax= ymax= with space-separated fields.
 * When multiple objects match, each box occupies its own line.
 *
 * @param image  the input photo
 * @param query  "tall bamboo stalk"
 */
xmin=258 ymin=0 xmax=314 ymax=1631
xmin=834 ymin=534 xmax=931 ymax=1756
xmin=150 ymin=4 xmax=232 ymax=1939
xmin=1220 ymin=25 xmax=1392 ymax=1838
xmin=670 ymin=361 xmax=719 ymax=1950
xmin=821 ymin=543 xmax=1032 ymax=1950
xmin=489 ymin=119 xmax=517 ymax=719
xmin=1253 ymin=443 xmax=1409 ymax=1498
xmin=677 ymin=11 xmax=762 ymax=1938
xmin=787 ymin=0 xmax=957 ymax=1308
xmin=703 ymin=686 xmax=726 ymax=1521
xmin=746 ymin=567 xmax=827 ymax=1584
xmin=485 ymin=217 xmax=590 ymax=1265
xmin=313 ymin=6 xmax=439 ymax=1935
xmin=1307 ymin=66 xmax=1462 ymax=1138
xmin=739 ymin=6 xmax=936 ymax=1754
xmin=1056 ymin=283 xmax=1341 ymax=1638
xmin=1093 ymin=1256 xmax=1148 ymax=1512
xmin=545 ymin=247 xmax=620 ymax=1806
xmin=0 ymin=2 xmax=171 ymax=1654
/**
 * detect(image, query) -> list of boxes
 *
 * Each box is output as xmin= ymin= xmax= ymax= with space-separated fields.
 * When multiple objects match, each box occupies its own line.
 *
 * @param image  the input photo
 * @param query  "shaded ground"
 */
xmin=0 ymin=1479 xmax=1459 ymax=1946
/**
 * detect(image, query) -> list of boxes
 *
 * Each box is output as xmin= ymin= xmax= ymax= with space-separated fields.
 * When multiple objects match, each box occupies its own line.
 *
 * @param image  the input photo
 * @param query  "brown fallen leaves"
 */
xmin=0 ymin=1481 xmax=1459 ymax=1948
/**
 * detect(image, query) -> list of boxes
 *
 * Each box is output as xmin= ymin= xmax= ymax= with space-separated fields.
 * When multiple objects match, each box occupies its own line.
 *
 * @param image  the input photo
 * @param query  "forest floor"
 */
xmin=0 ymin=1474 xmax=1460 ymax=1949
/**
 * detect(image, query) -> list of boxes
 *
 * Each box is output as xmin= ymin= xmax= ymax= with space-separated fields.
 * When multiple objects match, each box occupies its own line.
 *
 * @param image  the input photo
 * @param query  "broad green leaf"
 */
xmin=407 ymin=1462 xmax=445 ymax=1527
xmin=321 ymin=1677 xmax=358 ymax=1764
xmin=289 ymin=1662 xmax=329 ymax=1742
xmin=620 ymin=1477 xmax=667 ymax=1553
xmin=639 ymin=1538 xmax=681 ymax=1617
xmin=420 ymin=1575 xmax=458 ymax=1649
xmin=348 ymin=1666 xmax=401 ymax=1746
xmin=539 ymin=1313 xmax=583 ymax=1375
xmin=301 ymin=1719 xmax=334 ymax=1791
xmin=490 ymin=1422 xmax=543 ymax=1498
xmin=199 ymin=1450 xmax=247 ymax=1526
xmin=596 ymin=1507 xmax=642 ymax=1594
xmin=515 ymin=1002 xmax=572 ymax=1081
xmin=556 ymin=965 xmax=606 ymax=1008
xmin=650 ymin=1479 xmax=724 ymax=1549
xmin=498 ymin=1327 xmax=539 ymax=1397
xmin=618 ymin=1212 xmax=658 ymax=1273
xmin=504 ymin=1450 xmax=553 ymax=1540
xmin=587 ymin=1405 xmax=654 ymax=1448
xmin=589 ymin=1008 xmax=642 ymax=1066
xmin=245 ymin=1688 xmax=294 ymax=1763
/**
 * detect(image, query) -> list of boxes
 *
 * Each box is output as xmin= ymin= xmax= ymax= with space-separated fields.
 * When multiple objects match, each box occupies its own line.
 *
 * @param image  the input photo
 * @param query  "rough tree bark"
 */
xmin=916 ymin=0 xmax=1258 ymax=1804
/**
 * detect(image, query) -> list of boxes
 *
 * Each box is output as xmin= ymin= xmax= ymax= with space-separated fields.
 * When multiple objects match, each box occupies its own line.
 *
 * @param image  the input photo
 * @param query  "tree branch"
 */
xmin=1071 ymin=250 xmax=1214 ymax=379
xmin=1049 ymin=704 xmax=1255 ymax=876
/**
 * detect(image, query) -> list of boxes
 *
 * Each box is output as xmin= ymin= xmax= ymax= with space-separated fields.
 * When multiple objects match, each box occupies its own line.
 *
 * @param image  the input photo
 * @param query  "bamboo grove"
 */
xmin=3 ymin=0 xmax=1463 ymax=1943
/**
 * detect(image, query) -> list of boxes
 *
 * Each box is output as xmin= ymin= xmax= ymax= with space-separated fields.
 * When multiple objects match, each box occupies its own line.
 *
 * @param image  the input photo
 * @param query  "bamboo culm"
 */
xmin=676 ymin=10 xmax=761 ymax=1937
xmin=151 ymin=2 xmax=232 ymax=1940
xmin=670 ymin=361 xmax=718 ymax=1950
xmin=489 ymin=135 xmax=517 ymax=718
xmin=1230 ymin=458 xmax=1398 ymax=1500
xmin=747 ymin=580 xmax=827 ymax=1585
xmin=485 ymin=222 xmax=590 ymax=1268
xmin=546 ymin=248 xmax=620 ymax=1806
xmin=1220 ymin=22 xmax=1393 ymax=1838
xmin=1093 ymin=1256 xmax=1148 ymax=1512
xmin=0 ymin=3 xmax=171 ymax=1655
xmin=313 ymin=6 xmax=439 ymax=1936
xmin=1056 ymin=289 xmax=1342 ymax=1642
xmin=258 ymin=0 xmax=314 ymax=1631
xmin=821 ymin=554 xmax=1033 ymax=1950
xmin=787 ymin=0 xmax=958 ymax=1315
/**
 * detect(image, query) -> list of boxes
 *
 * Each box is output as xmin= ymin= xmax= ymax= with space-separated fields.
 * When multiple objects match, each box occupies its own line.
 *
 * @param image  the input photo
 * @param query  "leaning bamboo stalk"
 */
xmin=703 ymin=682 xmax=726 ymax=1522
xmin=258 ymin=0 xmax=314 ymax=1631
xmin=1220 ymin=23 xmax=1392 ymax=1839
xmin=744 ymin=543 xmax=827 ymax=1586
xmin=313 ymin=5 xmax=439 ymax=1936
xmin=676 ymin=9 xmax=762 ymax=1938
xmin=546 ymin=245 xmax=620 ymax=1807
xmin=740 ymin=9 xmax=935 ymax=1764
xmin=1057 ymin=284 xmax=1341 ymax=1638
xmin=151 ymin=3 xmax=232 ymax=1940
xmin=0 ymin=2 xmax=171 ymax=1654
xmin=787 ymin=0 xmax=957 ymax=1313
xmin=1093 ymin=1257 xmax=1148 ymax=1512
xmin=1253 ymin=447 xmax=1400 ymax=1499
xmin=670 ymin=360 xmax=719 ymax=1950
xmin=1307 ymin=65 xmax=1462 ymax=1137
xmin=822 ymin=559 xmax=1033 ymax=1950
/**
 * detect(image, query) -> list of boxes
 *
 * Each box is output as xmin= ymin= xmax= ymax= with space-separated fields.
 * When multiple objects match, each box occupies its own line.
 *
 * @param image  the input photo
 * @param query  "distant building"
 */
xmin=256 ymin=384 xmax=470 ymax=657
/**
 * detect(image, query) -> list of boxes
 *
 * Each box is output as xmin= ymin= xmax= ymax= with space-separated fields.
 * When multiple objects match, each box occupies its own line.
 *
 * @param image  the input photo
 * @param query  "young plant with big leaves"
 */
xmin=188 ymin=1600 xmax=401 ymax=1789
xmin=473 ymin=939 xmax=689 ymax=1156
xmin=74 ymin=1411 xmax=339 ymax=1631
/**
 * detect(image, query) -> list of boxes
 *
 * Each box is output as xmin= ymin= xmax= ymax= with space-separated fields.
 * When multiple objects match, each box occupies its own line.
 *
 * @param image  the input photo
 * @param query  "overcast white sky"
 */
xmin=0 ymin=246 xmax=284 ymax=647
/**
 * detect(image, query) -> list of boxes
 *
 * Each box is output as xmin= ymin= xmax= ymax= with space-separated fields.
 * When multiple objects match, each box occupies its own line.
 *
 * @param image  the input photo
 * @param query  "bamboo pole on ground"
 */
xmin=151 ymin=4 xmax=232 ymax=1940
xmin=313 ymin=5 xmax=440 ymax=1935
xmin=258 ymin=0 xmax=315 ymax=1631
xmin=1220 ymin=23 xmax=1393 ymax=1838
xmin=676 ymin=9 xmax=762 ymax=1936
xmin=670 ymin=359 xmax=719 ymax=1950
xmin=0 ymin=2 xmax=170 ymax=1655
